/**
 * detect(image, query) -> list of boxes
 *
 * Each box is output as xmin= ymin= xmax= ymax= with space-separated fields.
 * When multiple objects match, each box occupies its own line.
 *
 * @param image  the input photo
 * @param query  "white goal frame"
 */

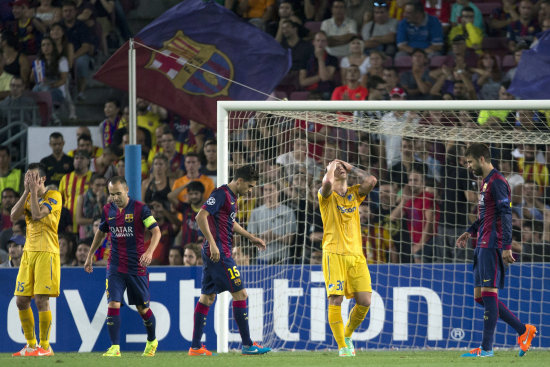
xmin=215 ymin=99 xmax=550 ymax=353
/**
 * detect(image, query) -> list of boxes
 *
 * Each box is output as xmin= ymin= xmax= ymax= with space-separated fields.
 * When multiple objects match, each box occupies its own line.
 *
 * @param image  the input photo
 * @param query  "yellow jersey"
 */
xmin=24 ymin=190 xmax=62 ymax=253
xmin=318 ymin=185 xmax=366 ymax=256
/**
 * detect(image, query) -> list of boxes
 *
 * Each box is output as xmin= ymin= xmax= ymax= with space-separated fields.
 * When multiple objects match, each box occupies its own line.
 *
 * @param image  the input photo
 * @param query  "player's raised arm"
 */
xmin=338 ymin=160 xmax=378 ymax=196
xmin=28 ymin=171 xmax=51 ymax=221
xmin=196 ymin=208 xmax=220 ymax=262
xmin=234 ymin=221 xmax=266 ymax=251
xmin=320 ymin=160 xmax=339 ymax=197
xmin=10 ymin=171 xmax=30 ymax=222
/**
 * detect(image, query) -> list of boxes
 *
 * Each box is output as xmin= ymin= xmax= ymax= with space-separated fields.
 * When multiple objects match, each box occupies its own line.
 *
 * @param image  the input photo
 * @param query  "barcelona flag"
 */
xmin=94 ymin=0 xmax=291 ymax=129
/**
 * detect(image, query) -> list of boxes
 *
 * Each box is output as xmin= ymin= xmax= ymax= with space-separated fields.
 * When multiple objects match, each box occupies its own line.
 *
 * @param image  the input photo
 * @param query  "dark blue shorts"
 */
xmin=473 ymin=247 xmax=505 ymax=289
xmin=107 ymin=271 xmax=150 ymax=307
xmin=201 ymin=253 xmax=245 ymax=295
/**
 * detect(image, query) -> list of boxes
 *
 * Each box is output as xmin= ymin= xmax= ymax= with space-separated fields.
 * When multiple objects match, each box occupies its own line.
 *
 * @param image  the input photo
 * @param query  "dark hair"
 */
xmin=461 ymin=6 xmax=474 ymax=14
xmin=234 ymin=165 xmax=259 ymax=182
xmin=49 ymin=131 xmax=64 ymax=140
xmin=169 ymin=246 xmax=184 ymax=257
xmin=38 ymin=36 xmax=61 ymax=78
xmin=184 ymin=243 xmax=201 ymax=258
xmin=187 ymin=181 xmax=205 ymax=194
xmin=2 ymin=187 xmax=18 ymax=198
xmin=185 ymin=152 xmax=201 ymax=161
xmin=28 ymin=163 xmax=47 ymax=177
xmin=90 ymin=173 xmax=106 ymax=184
xmin=407 ymin=0 xmax=425 ymax=13
xmin=78 ymin=134 xmax=93 ymax=144
xmin=107 ymin=176 xmax=128 ymax=186
xmin=410 ymin=162 xmax=427 ymax=177
xmin=62 ymin=0 xmax=76 ymax=8
xmin=1 ymin=31 xmax=19 ymax=50
xmin=501 ymin=79 xmax=511 ymax=89
xmin=203 ymin=139 xmax=216 ymax=149
xmin=0 ymin=146 xmax=10 ymax=155
xmin=367 ymin=75 xmax=385 ymax=89
xmin=281 ymin=19 xmax=299 ymax=29
xmin=465 ymin=143 xmax=491 ymax=160
xmin=411 ymin=48 xmax=427 ymax=57
xmin=105 ymin=98 xmax=121 ymax=108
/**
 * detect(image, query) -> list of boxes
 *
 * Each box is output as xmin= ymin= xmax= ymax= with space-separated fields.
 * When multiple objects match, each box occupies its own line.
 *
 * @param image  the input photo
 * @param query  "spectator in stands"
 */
xmin=142 ymin=154 xmax=175 ymax=204
xmin=276 ymin=133 xmax=321 ymax=179
xmin=499 ymin=156 xmax=525 ymax=191
xmin=520 ymin=219 xmax=548 ymax=262
xmin=0 ymin=146 xmax=22 ymax=194
xmin=506 ymin=0 xmax=540 ymax=53
xmin=58 ymin=233 xmax=75 ymax=266
xmin=247 ymin=182 xmax=296 ymax=264
xmin=90 ymin=146 xmax=117 ymax=177
xmin=119 ymin=98 xmax=163 ymax=147
xmin=361 ymin=1 xmax=398 ymax=57
xmin=321 ymin=0 xmax=358 ymax=58
xmin=73 ymin=134 xmax=103 ymax=159
xmin=340 ymin=37 xmax=369 ymax=86
xmin=435 ymin=143 xmax=475 ymax=262
xmin=92 ymin=0 xmax=115 ymax=58
xmin=360 ymin=202 xmax=394 ymax=263
xmin=424 ymin=0 xmax=451 ymax=31
xmin=390 ymin=162 xmax=439 ymax=263
xmin=232 ymin=245 xmax=251 ymax=266
xmin=272 ymin=1 xmax=304 ymax=42
xmin=200 ymin=139 xmax=217 ymax=186
xmin=513 ymin=180 xmax=550 ymax=221
xmin=61 ymin=0 xmax=94 ymax=100
xmin=75 ymin=173 xmax=106 ymax=240
xmin=365 ymin=50 xmax=385 ymax=82
xmin=448 ymin=6 xmax=483 ymax=54
xmin=450 ymin=0 xmax=483 ymax=30
xmin=231 ymin=0 xmax=275 ymax=31
xmin=35 ymin=0 xmax=62 ymax=28
xmin=0 ymin=31 xmax=31 ymax=87
xmin=0 ymin=53 xmax=14 ymax=100
xmin=40 ymin=132 xmax=74 ymax=187
xmin=477 ymin=80 xmax=515 ymax=128
xmin=396 ymin=1 xmax=444 ymax=57
xmin=278 ymin=19 xmax=313 ymax=91
xmin=298 ymin=31 xmax=338 ymax=100
xmin=183 ymin=243 xmax=201 ymax=266
xmin=531 ymin=16 xmax=550 ymax=48
xmin=73 ymin=240 xmax=91 ymax=267
xmin=380 ymin=88 xmax=420 ymax=169
xmin=504 ymin=43 xmax=529 ymax=83
xmin=49 ymin=22 xmax=74 ymax=68
xmin=0 ymin=188 xmax=18 ymax=230
xmin=158 ymin=129 xmax=184 ymax=179
xmin=147 ymin=199 xmax=178 ymax=265
xmin=168 ymin=246 xmax=184 ymax=266
xmin=170 ymin=181 xmax=204 ymax=247
xmin=59 ymin=149 xmax=93 ymax=234
xmin=5 ymin=0 xmax=46 ymax=54
xmin=170 ymin=152 xmax=215 ymax=205
xmin=388 ymin=0 xmax=407 ymax=20
xmin=0 ymin=76 xmax=38 ymax=125
xmin=518 ymin=143 xmax=549 ymax=189
xmin=31 ymin=36 xmax=69 ymax=107
xmin=389 ymin=136 xmax=414 ymax=187
xmin=304 ymin=0 xmax=329 ymax=21
xmin=471 ymin=52 xmax=503 ymax=100
xmin=413 ymin=138 xmax=442 ymax=183
xmin=99 ymin=98 xmax=121 ymax=148
xmin=344 ymin=0 xmax=372 ymax=29
xmin=399 ymin=48 xmax=434 ymax=100
xmin=331 ymin=64 xmax=369 ymax=101
xmin=430 ymin=64 xmax=476 ymax=99
xmin=0 ymin=234 xmax=25 ymax=268
xmin=382 ymin=66 xmax=400 ymax=94
xmin=489 ymin=0 xmax=520 ymax=36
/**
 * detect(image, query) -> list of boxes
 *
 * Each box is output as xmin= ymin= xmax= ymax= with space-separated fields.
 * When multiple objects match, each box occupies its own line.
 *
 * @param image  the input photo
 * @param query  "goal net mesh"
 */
xmin=224 ymin=106 xmax=550 ymax=351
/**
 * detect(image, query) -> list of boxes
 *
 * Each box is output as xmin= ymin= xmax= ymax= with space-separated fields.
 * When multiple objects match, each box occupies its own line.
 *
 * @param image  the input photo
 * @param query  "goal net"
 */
xmin=217 ymin=100 xmax=550 ymax=351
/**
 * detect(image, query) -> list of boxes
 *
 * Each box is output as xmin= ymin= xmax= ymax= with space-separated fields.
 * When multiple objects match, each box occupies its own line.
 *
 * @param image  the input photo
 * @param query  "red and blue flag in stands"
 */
xmin=94 ymin=0 xmax=291 ymax=129
xmin=508 ymin=31 xmax=550 ymax=99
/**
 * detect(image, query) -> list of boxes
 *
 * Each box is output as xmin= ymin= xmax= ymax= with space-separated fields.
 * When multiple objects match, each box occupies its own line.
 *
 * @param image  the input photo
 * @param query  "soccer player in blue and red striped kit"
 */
xmin=457 ymin=143 xmax=537 ymax=358
xmin=85 ymin=176 xmax=162 ymax=357
xmin=189 ymin=165 xmax=271 ymax=356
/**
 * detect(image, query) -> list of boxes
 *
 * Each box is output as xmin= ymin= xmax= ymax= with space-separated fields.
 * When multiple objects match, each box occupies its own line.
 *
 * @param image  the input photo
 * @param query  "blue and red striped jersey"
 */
xmin=467 ymin=169 xmax=512 ymax=250
xmin=99 ymin=199 xmax=158 ymax=275
xmin=201 ymin=185 xmax=237 ymax=258
xmin=177 ymin=202 xmax=201 ymax=246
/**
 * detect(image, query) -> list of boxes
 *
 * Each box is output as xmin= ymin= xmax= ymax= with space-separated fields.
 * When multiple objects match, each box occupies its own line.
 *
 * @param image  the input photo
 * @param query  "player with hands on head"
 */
xmin=189 ymin=164 xmax=270 ymax=356
xmin=12 ymin=163 xmax=62 ymax=357
xmin=84 ymin=176 xmax=161 ymax=357
xmin=457 ymin=143 xmax=537 ymax=358
xmin=319 ymin=159 xmax=377 ymax=357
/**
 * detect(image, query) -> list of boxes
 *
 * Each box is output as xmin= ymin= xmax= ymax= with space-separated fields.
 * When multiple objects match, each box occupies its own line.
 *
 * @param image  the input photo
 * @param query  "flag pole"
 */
xmin=125 ymin=38 xmax=142 ymax=200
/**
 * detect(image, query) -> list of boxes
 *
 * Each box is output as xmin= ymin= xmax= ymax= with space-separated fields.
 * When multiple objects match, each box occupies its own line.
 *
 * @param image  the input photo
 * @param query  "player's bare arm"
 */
xmin=338 ymin=160 xmax=378 ymax=196
xmin=320 ymin=160 xmax=339 ymax=197
xmin=234 ymin=221 xmax=266 ymax=251
xmin=502 ymin=249 xmax=515 ymax=264
xmin=140 ymin=226 xmax=161 ymax=267
xmin=196 ymin=208 xmax=220 ymax=262
xmin=85 ymin=229 xmax=107 ymax=273
xmin=10 ymin=178 xmax=30 ymax=222
xmin=29 ymin=171 xmax=50 ymax=221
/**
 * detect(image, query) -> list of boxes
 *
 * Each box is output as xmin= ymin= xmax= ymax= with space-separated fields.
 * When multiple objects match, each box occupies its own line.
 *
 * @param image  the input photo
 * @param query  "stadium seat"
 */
xmin=394 ymin=55 xmax=412 ymax=72
xmin=383 ymin=57 xmax=393 ymax=67
xmin=304 ymin=21 xmax=322 ymax=34
xmin=482 ymin=37 xmax=507 ymax=50
xmin=476 ymin=2 xmax=500 ymax=16
xmin=501 ymin=54 xmax=516 ymax=70
xmin=27 ymin=91 xmax=53 ymax=126
xmin=430 ymin=55 xmax=447 ymax=69
xmin=289 ymin=91 xmax=310 ymax=100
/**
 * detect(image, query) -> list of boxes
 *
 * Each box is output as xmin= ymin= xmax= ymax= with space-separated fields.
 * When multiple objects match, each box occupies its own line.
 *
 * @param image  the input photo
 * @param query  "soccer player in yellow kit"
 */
xmin=319 ymin=159 xmax=377 ymax=357
xmin=11 ymin=163 xmax=62 ymax=357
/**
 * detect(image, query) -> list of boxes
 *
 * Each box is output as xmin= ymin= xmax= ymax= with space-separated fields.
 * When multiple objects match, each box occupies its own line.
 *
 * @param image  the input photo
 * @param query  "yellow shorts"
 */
xmin=322 ymin=252 xmax=372 ymax=299
xmin=14 ymin=251 xmax=60 ymax=297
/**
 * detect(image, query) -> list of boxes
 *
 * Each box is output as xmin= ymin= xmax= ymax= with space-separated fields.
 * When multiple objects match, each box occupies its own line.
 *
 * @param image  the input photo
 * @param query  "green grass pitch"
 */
xmin=2 ymin=350 xmax=549 ymax=366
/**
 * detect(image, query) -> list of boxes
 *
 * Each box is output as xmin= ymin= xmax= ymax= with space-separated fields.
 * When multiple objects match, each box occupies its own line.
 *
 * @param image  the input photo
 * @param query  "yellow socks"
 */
xmin=345 ymin=304 xmax=370 ymax=338
xmin=328 ymin=305 xmax=346 ymax=349
xmin=38 ymin=311 xmax=52 ymax=350
xmin=19 ymin=308 xmax=37 ymax=347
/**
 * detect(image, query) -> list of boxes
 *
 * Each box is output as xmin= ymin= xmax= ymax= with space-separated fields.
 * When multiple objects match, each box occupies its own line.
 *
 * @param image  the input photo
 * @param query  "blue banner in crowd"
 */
xmin=0 ymin=265 xmax=548 ymax=352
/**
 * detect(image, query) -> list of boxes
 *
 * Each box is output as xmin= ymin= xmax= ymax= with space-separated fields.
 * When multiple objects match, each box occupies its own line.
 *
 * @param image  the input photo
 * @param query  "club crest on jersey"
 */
xmin=145 ymin=30 xmax=233 ymax=97
xmin=328 ymin=284 xmax=335 ymax=291
xmin=207 ymin=197 xmax=216 ymax=206
xmin=347 ymin=194 xmax=354 ymax=201
xmin=234 ymin=278 xmax=241 ymax=286
xmin=125 ymin=214 xmax=134 ymax=223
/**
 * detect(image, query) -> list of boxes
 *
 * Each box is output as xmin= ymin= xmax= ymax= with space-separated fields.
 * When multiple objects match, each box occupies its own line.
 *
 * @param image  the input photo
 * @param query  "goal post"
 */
xmin=216 ymin=99 xmax=550 ymax=352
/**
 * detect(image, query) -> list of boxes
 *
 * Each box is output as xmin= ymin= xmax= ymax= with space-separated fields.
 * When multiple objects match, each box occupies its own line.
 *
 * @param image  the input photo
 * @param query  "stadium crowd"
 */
xmin=1 ymin=0 xmax=550 ymax=266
